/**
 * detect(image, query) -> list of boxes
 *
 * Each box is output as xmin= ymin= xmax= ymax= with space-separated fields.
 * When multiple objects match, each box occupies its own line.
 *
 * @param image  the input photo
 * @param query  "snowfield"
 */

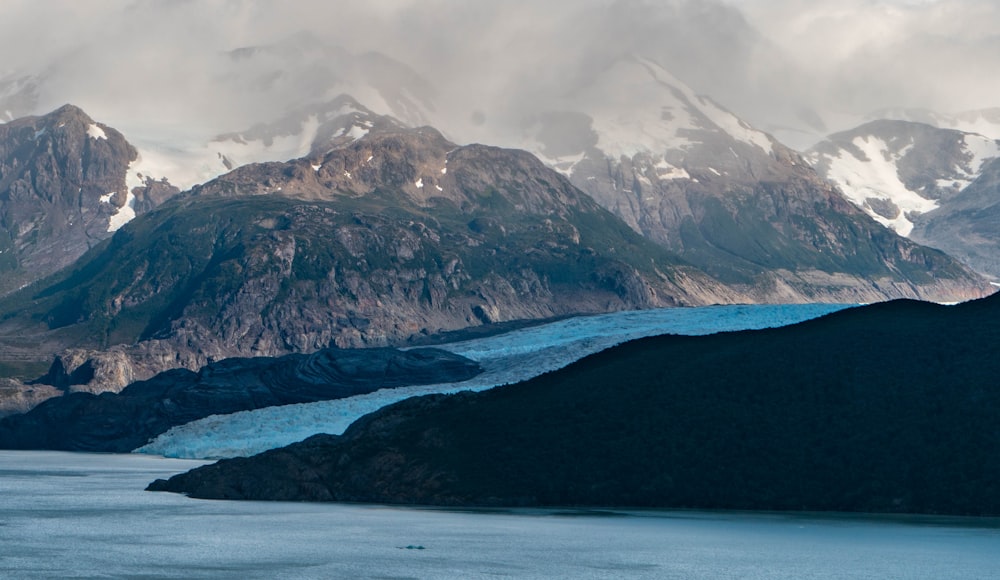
xmin=137 ymin=303 xmax=852 ymax=459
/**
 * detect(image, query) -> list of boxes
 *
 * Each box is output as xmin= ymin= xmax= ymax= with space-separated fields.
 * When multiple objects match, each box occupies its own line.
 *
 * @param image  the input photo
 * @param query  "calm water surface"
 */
xmin=2 ymin=451 xmax=999 ymax=579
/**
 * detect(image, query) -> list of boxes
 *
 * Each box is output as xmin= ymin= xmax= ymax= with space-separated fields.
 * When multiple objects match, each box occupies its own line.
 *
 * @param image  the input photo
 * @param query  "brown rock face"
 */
xmin=0 ymin=105 xmax=180 ymax=296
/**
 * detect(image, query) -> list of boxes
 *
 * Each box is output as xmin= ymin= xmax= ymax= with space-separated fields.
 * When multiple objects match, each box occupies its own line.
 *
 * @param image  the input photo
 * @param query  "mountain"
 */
xmin=0 ymin=346 xmax=479 ymax=453
xmin=0 ymin=123 xmax=735 ymax=395
xmin=807 ymin=120 xmax=1000 ymax=278
xmin=0 ymin=105 xmax=180 ymax=297
xmin=515 ymin=55 xmax=991 ymax=301
xmin=149 ymin=293 xmax=1000 ymax=516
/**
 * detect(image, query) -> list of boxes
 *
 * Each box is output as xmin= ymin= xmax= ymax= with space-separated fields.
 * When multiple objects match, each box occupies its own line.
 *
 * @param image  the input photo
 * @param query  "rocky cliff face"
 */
xmin=518 ymin=56 xmax=992 ymax=302
xmin=0 ymin=105 xmax=180 ymax=296
xmin=0 ymin=125 xmax=737 ymax=395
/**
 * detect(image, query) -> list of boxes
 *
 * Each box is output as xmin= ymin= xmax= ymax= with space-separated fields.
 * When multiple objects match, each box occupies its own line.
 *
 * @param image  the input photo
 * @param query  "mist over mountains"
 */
xmin=3 ymin=0 xmax=999 ymax=153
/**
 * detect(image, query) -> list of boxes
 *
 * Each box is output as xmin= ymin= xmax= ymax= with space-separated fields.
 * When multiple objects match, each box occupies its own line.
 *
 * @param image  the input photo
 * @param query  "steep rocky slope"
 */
xmin=151 ymin=294 xmax=1000 ymax=516
xmin=518 ymin=56 xmax=991 ymax=301
xmin=0 ymin=105 xmax=179 ymax=296
xmin=0 ymin=126 xmax=734 ymax=395
xmin=0 ymin=346 xmax=478 ymax=453
xmin=808 ymin=120 xmax=1000 ymax=279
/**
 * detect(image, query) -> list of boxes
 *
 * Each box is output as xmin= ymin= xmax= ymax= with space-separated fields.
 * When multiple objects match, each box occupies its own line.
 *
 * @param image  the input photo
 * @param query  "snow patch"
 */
xmin=528 ymin=148 xmax=585 ymax=176
xmin=346 ymin=124 xmax=369 ymax=141
xmin=87 ymin=123 xmax=107 ymax=140
xmin=107 ymin=192 xmax=136 ymax=232
xmin=415 ymin=178 xmax=424 ymax=188
xmin=822 ymin=136 xmax=934 ymax=236
xmin=960 ymin=133 xmax=1000 ymax=174
xmin=435 ymin=185 xmax=443 ymax=191
xmin=311 ymin=163 xmax=322 ymax=172
xmin=653 ymin=159 xmax=689 ymax=180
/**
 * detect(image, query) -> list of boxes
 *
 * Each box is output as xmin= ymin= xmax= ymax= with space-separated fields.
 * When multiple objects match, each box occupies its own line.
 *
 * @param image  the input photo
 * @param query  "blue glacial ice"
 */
xmin=136 ymin=303 xmax=853 ymax=459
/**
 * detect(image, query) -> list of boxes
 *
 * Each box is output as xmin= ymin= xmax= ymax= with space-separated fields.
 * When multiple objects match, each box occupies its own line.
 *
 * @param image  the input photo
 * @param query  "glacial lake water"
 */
xmin=2 ymin=451 xmax=1000 ymax=579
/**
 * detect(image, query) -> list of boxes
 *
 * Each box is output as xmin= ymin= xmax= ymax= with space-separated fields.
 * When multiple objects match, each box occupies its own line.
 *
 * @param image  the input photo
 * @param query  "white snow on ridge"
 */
xmin=961 ymin=133 xmax=1000 ymax=174
xmin=634 ymin=55 xmax=773 ymax=155
xmin=136 ymin=303 xmax=853 ymax=459
xmin=817 ymin=131 xmax=999 ymax=238
xmin=821 ymin=136 xmax=934 ymax=237
xmin=87 ymin=123 xmax=107 ymax=140
xmin=527 ymin=147 xmax=585 ymax=177
xmin=535 ymin=55 xmax=773 ymax=168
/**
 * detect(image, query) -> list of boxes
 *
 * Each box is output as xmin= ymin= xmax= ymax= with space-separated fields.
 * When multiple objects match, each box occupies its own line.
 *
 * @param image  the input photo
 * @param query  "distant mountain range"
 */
xmin=511 ymin=55 xmax=988 ymax=299
xmin=0 ymin=51 xmax=995 ymax=411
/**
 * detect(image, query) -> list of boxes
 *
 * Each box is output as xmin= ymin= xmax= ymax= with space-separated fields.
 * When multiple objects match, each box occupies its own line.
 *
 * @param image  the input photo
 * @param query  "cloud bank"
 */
xmin=0 ymin=0 xmax=997 ymax=149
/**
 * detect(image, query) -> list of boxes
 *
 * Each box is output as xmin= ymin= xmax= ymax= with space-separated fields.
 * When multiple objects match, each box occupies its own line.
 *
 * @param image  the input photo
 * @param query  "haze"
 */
xmin=1 ymin=0 xmax=996 ymax=150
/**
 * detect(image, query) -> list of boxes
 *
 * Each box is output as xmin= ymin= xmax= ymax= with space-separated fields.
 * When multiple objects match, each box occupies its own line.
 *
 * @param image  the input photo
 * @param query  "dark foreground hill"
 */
xmin=0 ymin=347 xmax=478 ymax=453
xmin=151 ymin=293 xmax=1000 ymax=516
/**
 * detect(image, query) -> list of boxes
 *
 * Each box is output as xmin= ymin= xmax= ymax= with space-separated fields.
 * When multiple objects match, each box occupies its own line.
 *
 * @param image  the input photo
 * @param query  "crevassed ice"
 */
xmin=136 ymin=303 xmax=853 ymax=459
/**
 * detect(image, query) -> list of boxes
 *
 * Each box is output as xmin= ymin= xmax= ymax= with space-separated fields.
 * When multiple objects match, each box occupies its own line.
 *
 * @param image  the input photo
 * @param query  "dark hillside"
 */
xmin=152 ymin=294 xmax=1000 ymax=516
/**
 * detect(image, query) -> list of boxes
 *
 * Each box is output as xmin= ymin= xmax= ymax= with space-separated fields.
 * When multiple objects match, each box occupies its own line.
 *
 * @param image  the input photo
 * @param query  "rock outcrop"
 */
xmin=0 ymin=346 xmax=479 ymax=453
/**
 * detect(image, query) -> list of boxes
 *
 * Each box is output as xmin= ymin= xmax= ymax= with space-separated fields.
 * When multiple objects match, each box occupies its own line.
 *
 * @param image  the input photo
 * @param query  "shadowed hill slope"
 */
xmin=151 ymin=293 xmax=1000 ymax=516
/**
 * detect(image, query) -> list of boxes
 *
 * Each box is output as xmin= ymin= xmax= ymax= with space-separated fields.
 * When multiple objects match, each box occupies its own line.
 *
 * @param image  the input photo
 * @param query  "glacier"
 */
xmin=137 ymin=303 xmax=853 ymax=459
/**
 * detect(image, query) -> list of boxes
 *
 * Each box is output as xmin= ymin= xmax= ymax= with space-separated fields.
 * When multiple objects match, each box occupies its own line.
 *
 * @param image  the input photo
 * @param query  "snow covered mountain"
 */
xmin=807 ymin=120 xmax=1000 ymax=278
xmin=510 ymin=55 xmax=989 ymax=302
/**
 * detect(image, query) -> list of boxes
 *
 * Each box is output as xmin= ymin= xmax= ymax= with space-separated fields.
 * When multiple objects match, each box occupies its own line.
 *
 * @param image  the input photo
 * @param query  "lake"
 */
xmin=2 ymin=451 xmax=999 ymax=579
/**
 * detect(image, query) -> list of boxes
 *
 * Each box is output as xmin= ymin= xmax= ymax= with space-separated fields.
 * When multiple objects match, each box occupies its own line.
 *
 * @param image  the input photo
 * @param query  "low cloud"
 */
xmin=0 ymin=0 xmax=996 ymax=148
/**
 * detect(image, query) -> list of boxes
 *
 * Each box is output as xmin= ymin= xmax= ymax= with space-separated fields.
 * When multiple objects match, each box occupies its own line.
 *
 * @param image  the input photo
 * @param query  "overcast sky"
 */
xmin=1 ymin=0 xmax=997 ymax=147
